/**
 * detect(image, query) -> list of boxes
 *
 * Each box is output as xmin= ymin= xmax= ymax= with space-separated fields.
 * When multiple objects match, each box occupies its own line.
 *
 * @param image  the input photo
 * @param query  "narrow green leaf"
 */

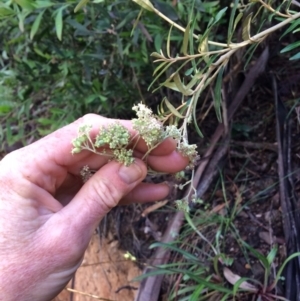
xmin=267 ymin=246 xmax=277 ymax=264
xmin=173 ymin=73 xmax=193 ymax=96
xmin=30 ymin=10 xmax=45 ymax=40
xmin=150 ymin=242 xmax=200 ymax=261
xmin=152 ymin=61 xmax=168 ymax=76
xmin=150 ymin=51 xmax=165 ymax=60
xmin=233 ymin=13 xmax=243 ymax=33
xmin=182 ymin=22 xmax=190 ymax=55
xmin=294 ymin=27 xmax=300 ymax=33
xmin=198 ymin=35 xmax=209 ymax=63
xmin=214 ymin=66 xmax=224 ymax=122
xmin=290 ymin=52 xmax=300 ymax=60
xmin=281 ymin=41 xmax=300 ymax=53
xmin=242 ymin=12 xmax=253 ymax=41
xmin=166 ymin=24 xmax=173 ymax=58
xmin=35 ymin=1 xmax=54 ymax=8
xmin=213 ymin=7 xmax=227 ymax=25
xmin=55 ymin=7 xmax=64 ymax=41
xmin=14 ymin=0 xmax=35 ymax=10
xmin=163 ymin=81 xmax=181 ymax=92
xmin=74 ymin=0 xmax=89 ymax=12
xmin=242 ymin=241 xmax=269 ymax=268
xmin=17 ymin=11 xmax=30 ymax=32
xmin=243 ymin=43 xmax=259 ymax=70
xmin=228 ymin=12 xmax=243 ymax=43
xmin=192 ymin=93 xmax=203 ymax=137
xmin=131 ymin=9 xmax=143 ymax=36
xmin=132 ymin=0 xmax=154 ymax=12
xmin=185 ymin=67 xmax=194 ymax=76
xmin=186 ymin=72 xmax=202 ymax=90
xmin=164 ymin=97 xmax=184 ymax=118
xmin=0 ymin=6 xmax=14 ymax=17
xmin=149 ymin=61 xmax=173 ymax=90
xmin=227 ymin=0 xmax=238 ymax=43
xmin=273 ymin=252 xmax=300 ymax=289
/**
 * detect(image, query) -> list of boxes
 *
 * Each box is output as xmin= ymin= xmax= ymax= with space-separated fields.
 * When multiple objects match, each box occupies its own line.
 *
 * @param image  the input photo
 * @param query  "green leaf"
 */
xmin=173 ymin=73 xmax=193 ymax=96
xmin=242 ymin=241 xmax=269 ymax=269
xmin=279 ymin=15 xmax=300 ymax=40
xmin=214 ymin=66 xmax=224 ymax=122
xmin=213 ymin=7 xmax=227 ymax=25
xmin=198 ymin=34 xmax=209 ymax=63
xmin=267 ymin=246 xmax=277 ymax=264
xmin=166 ymin=24 xmax=173 ymax=58
xmin=227 ymin=0 xmax=239 ymax=44
xmin=290 ymin=52 xmax=300 ymax=60
xmin=192 ymin=93 xmax=203 ymax=137
xmin=55 ymin=7 xmax=65 ymax=41
xmin=228 ymin=12 xmax=243 ymax=43
xmin=132 ymin=0 xmax=154 ymax=12
xmin=182 ymin=22 xmax=190 ymax=55
xmin=152 ymin=0 xmax=178 ymax=21
xmin=281 ymin=41 xmax=300 ymax=53
xmin=30 ymin=10 xmax=45 ymax=40
xmin=14 ymin=0 xmax=35 ymax=10
xmin=154 ymin=33 xmax=162 ymax=52
xmin=242 ymin=12 xmax=253 ymax=41
xmin=164 ymin=97 xmax=184 ymax=118
xmin=74 ymin=0 xmax=89 ymax=13
xmin=17 ymin=10 xmax=30 ymax=32
xmin=233 ymin=13 xmax=243 ymax=33
xmin=35 ymin=1 xmax=54 ymax=8
xmin=150 ymin=242 xmax=200 ymax=261
xmin=0 ymin=5 xmax=14 ymax=17
xmin=149 ymin=62 xmax=173 ymax=90
xmin=272 ymin=252 xmax=300 ymax=289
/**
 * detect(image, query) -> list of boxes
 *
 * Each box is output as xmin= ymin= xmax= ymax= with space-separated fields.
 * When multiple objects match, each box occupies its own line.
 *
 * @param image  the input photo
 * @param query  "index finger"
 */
xmin=23 ymin=114 xmax=177 ymax=170
xmin=54 ymin=114 xmax=177 ymax=165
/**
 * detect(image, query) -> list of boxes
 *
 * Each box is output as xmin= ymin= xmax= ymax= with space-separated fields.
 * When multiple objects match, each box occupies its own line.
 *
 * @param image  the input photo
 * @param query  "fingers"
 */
xmin=66 ymin=148 xmax=188 ymax=176
xmin=120 ymin=182 xmax=170 ymax=205
xmin=34 ymin=114 xmax=177 ymax=168
xmin=147 ymin=151 xmax=189 ymax=173
xmin=57 ymin=159 xmax=147 ymax=233
xmin=9 ymin=114 xmax=188 ymax=196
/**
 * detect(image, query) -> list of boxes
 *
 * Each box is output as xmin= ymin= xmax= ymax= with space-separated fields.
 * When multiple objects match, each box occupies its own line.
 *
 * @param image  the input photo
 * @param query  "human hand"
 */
xmin=0 ymin=114 xmax=188 ymax=301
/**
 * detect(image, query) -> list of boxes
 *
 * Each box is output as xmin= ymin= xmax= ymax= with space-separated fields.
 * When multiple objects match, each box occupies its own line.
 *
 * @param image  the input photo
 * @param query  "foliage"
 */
xmin=0 ymin=0 xmax=175 ymax=148
xmin=144 ymin=190 xmax=299 ymax=301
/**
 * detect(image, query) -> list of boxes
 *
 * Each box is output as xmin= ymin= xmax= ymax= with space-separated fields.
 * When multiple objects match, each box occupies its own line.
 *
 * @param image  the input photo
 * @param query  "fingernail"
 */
xmin=118 ymin=162 xmax=143 ymax=184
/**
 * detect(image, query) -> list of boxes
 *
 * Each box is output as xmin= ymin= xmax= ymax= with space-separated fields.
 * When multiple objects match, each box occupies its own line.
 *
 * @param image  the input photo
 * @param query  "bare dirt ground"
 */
xmin=53 ymin=232 xmax=141 ymax=301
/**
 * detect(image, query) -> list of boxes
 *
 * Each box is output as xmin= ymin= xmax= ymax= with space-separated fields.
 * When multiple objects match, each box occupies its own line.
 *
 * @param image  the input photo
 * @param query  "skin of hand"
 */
xmin=0 ymin=114 xmax=188 ymax=301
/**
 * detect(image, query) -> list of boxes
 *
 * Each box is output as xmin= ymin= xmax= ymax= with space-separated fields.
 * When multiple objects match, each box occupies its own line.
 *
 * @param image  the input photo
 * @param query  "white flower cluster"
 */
xmin=132 ymin=103 xmax=164 ymax=148
xmin=72 ymin=103 xmax=199 ymax=170
xmin=71 ymin=124 xmax=92 ymax=154
xmin=72 ymin=123 xmax=133 ymax=166
xmin=165 ymin=125 xmax=181 ymax=140
xmin=95 ymin=123 xmax=130 ymax=149
xmin=177 ymin=142 xmax=199 ymax=169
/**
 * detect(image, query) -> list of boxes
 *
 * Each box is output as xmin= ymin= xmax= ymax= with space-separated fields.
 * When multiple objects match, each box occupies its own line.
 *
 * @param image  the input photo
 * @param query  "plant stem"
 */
xmin=151 ymin=7 xmax=228 ymax=48
xmin=152 ymin=3 xmax=300 ymax=51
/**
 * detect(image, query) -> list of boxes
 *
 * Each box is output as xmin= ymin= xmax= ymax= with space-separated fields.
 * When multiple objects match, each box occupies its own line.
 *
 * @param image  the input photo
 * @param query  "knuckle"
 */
xmin=87 ymin=178 xmax=122 ymax=214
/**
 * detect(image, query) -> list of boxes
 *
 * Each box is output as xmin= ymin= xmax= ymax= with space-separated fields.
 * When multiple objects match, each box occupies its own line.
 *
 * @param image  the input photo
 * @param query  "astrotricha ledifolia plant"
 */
xmin=72 ymin=103 xmax=199 ymax=209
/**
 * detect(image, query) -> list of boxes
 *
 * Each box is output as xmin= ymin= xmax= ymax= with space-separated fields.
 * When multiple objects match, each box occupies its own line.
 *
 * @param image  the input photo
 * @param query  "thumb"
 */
xmin=60 ymin=159 xmax=147 ymax=233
